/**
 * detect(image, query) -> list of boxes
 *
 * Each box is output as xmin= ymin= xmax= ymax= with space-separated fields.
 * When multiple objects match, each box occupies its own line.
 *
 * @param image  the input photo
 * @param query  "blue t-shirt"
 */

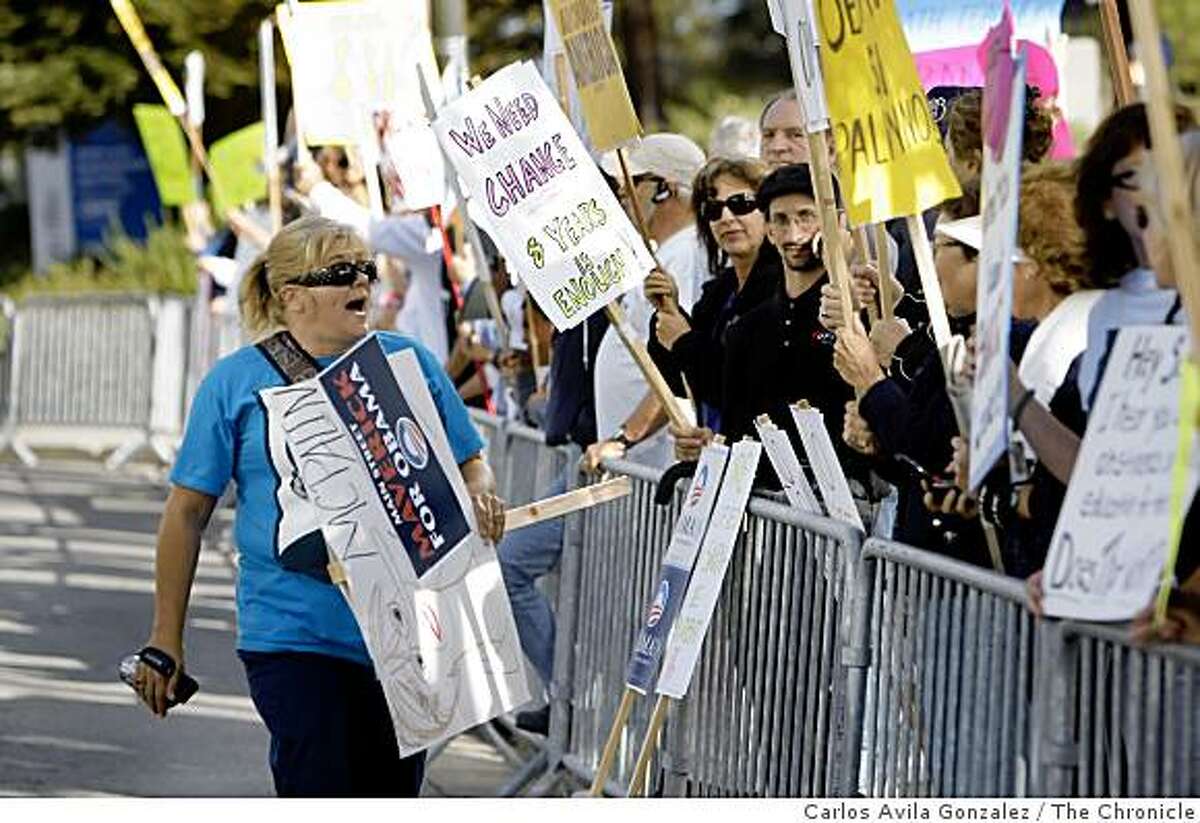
xmin=170 ymin=332 xmax=485 ymax=665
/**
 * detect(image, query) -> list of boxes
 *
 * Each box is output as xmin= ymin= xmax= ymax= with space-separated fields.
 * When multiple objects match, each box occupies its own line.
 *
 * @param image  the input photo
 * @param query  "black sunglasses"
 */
xmin=702 ymin=193 xmax=757 ymax=222
xmin=289 ymin=259 xmax=377 ymax=288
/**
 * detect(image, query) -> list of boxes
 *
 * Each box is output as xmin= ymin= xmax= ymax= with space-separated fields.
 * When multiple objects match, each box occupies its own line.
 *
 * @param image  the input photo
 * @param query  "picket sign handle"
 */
xmin=1100 ymin=0 xmax=1136 ymax=107
xmin=873 ymin=223 xmax=895 ymax=322
xmin=806 ymin=131 xmax=857 ymax=331
xmin=605 ymin=302 xmax=691 ymax=430
xmin=503 ymin=476 xmax=631 ymax=532
xmin=627 ymin=694 xmax=671 ymax=797
xmin=258 ymin=20 xmax=283 ymax=235
xmin=906 ymin=214 xmax=952 ymax=350
xmin=851 ymin=227 xmax=880 ymax=324
xmin=589 ymin=688 xmax=638 ymax=796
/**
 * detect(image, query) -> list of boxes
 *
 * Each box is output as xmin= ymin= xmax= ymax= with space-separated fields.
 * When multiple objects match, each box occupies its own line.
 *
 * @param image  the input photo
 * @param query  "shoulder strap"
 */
xmin=257 ymin=330 xmax=321 ymax=384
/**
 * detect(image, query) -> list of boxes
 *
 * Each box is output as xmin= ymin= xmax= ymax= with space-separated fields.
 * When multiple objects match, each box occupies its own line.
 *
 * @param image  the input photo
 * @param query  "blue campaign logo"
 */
xmin=646 ymin=579 xmax=670 ymax=627
xmin=625 ymin=563 xmax=691 ymax=693
xmin=397 ymin=416 xmax=430 ymax=470
xmin=687 ymin=463 xmax=710 ymax=507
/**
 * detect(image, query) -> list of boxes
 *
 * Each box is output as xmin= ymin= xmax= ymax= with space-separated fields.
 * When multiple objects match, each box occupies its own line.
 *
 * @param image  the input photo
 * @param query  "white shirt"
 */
xmin=1076 ymin=268 xmax=1177 ymax=411
xmin=593 ymin=224 xmax=707 ymax=468
xmin=1018 ymin=289 xmax=1102 ymax=405
xmin=308 ymin=182 xmax=450 ymax=363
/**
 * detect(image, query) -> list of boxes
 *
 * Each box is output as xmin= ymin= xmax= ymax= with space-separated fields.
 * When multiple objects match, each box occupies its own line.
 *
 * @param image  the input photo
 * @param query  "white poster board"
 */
xmin=625 ymin=442 xmax=730 ymax=694
xmin=1042 ymin=326 xmax=1198 ymax=622
xmin=432 ymin=61 xmax=654 ymax=331
xmin=276 ymin=0 xmax=441 ymax=147
xmin=774 ymin=0 xmax=831 ymax=133
xmin=968 ymin=58 xmax=1027 ymax=491
xmin=790 ymin=404 xmax=864 ymax=532
xmin=377 ymin=111 xmax=448 ymax=213
xmin=754 ymin=415 xmax=822 ymax=515
xmin=656 ymin=440 xmax=763 ymax=699
xmin=259 ymin=337 xmax=530 ymax=754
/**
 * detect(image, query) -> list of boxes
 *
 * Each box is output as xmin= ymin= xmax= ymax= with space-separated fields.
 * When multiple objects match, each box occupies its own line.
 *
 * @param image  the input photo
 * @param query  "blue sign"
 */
xmin=626 ymin=563 xmax=692 ymax=693
xmin=69 ymin=119 xmax=162 ymax=251
xmin=896 ymin=0 xmax=1065 ymax=52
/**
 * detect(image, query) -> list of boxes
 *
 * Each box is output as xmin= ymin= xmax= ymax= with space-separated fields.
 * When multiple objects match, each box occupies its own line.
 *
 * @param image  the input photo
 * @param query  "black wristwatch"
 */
xmin=612 ymin=426 xmax=637 ymax=449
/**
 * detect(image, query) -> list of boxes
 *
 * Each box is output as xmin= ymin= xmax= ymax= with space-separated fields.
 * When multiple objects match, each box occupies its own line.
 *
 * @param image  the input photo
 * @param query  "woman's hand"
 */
xmin=834 ymin=314 xmax=885 ymax=392
xmin=1131 ymin=589 xmax=1200 ymax=646
xmin=842 ymin=400 xmax=879 ymax=455
xmin=655 ymin=312 xmax=691 ymax=351
xmin=644 ymin=269 xmax=680 ymax=314
xmin=134 ymin=640 xmax=184 ymax=718
xmin=583 ymin=438 xmax=626 ymax=473
xmin=471 ymin=491 xmax=507 ymax=544
xmin=869 ymin=317 xmax=911 ymax=370
xmin=1026 ymin=570 xmax=1045 ymax=618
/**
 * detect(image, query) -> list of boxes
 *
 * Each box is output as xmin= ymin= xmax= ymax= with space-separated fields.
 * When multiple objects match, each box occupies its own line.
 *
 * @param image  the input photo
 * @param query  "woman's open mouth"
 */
xmin=344 ymin=297 xmax=367 ymax=315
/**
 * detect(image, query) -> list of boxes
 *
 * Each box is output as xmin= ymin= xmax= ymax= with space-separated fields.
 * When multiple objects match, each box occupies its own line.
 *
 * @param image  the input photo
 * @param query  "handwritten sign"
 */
xmin=816 ymin=0 xmax=961 ymax=224
xmin=259 ymin=337 xmax=530 ymax=754
xmin=772 ymin=0 xmax=831 ymax=132
xmin=432 ymin=61 xmax=654 ymax=331
xmin=790 ymin=404 xmax=864 ymax=531
xmin=1043 ymin=326 xmax=1198 ymax=622
xmin=625 ymin=443 xmax=729 ymax=694
xmin=275 ymin=0 xmax=440 ymax=146
xmin=132 ymin=104 xmax=194 ymax=207
xmin=209 ymin=122 xmax=266 ymax=217
xmin=754 ymin=415 xmax=823 ymax=515
xmin=968 ymin=41 xmax=1026 ymax=491
xmin=546 ymin=0 xmax=641 ymax=152
xmin=656 ymin=440 xmax=763 ymax=700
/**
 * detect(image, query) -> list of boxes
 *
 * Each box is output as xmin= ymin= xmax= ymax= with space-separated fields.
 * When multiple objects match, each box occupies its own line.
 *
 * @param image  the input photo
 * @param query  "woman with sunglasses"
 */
xmin=131 ymin=215 xmax=504 ymax=796
xmin=648 ymin=157 xmax=780 ymax=457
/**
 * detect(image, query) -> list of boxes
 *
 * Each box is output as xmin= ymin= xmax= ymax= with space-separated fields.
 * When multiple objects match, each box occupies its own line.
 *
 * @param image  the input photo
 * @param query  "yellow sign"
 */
xmin=209 ymin=122 xmax=267 ymax=217
xmin=1157 ymin=357 xmax=1200 ymax=621
xmin=132 ymin=104 xmax=195 ymax=206
xmin=547 ymin=0 xmax=641 ymax=153
xmin=816 ymin=0 xmax=961 ymax=225
xmin=110 ymin=0 xmax=187 ymax=116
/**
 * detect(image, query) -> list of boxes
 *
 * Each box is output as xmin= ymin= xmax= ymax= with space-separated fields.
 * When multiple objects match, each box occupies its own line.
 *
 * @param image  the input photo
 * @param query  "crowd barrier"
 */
xmin=470 ymin=413 xmax=1200 ymax=799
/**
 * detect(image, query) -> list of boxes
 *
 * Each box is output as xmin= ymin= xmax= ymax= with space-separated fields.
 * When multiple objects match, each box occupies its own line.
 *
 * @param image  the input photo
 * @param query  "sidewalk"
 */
xmin=0 ymin=459 xmax=524 ymax=797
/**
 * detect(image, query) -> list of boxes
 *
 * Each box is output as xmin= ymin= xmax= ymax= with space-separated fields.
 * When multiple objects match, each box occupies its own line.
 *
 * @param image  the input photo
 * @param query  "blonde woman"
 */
xmin=132 ymin=215 xmax=504 ymax=796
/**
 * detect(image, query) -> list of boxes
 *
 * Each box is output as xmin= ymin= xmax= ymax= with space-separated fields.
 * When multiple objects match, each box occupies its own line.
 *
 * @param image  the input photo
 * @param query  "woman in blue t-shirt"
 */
xmin=130 ymin=215 xmax=506 ymax=796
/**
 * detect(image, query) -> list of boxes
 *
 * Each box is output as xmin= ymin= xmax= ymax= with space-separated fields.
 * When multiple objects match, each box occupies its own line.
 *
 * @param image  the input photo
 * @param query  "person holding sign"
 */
xmin=131 ymin=216 xmax=504 ymax=797
xmin=648 ymin=157 xmax=781 ymax=458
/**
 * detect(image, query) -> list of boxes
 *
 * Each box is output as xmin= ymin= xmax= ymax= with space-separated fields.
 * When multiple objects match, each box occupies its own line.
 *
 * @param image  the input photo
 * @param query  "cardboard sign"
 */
xmin=790 ymin=404 xmax=864 ymax=532
xmin=656 ymin=440 xmax=763 ymax=700
xmin=275 ymin=0 xmax=441 ymax=146
xmin=209 ymin=122 xmax=267 ymax=216
xmin=968 ymin=48 xmax=1026 ymax=491
xmin=132 ymin=104 xmax=194 ymax=207
xmin=377 ymin=111 xmax=447 ymax=213
xmin=816 ymin=0 xmax=962 ymax=224
xmin=754 ymin=415 xmax=823 ymax=515
xmin=259 ymin=337 xmax=530 ymax=754
xmin=546 ymin=0 xmax=641 ymax=153
xmin=542 ymin=0 xmax=614 ymax=152
xmin=625 ymin=443 xmax=730 ymax=694
xmin=110 ymin=0 xmax=187 ymax=116
xmin=774 ymin=0 xmax=831 ymax=132
xmin=432 ymin=61 xmax=654 ymax=331
xmin=1043 ymin=327 xmax=1198 ymax=622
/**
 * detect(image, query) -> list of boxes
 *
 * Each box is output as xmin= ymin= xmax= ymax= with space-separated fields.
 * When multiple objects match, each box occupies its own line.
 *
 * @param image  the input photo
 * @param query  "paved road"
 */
xmin=0 ymin=460 xmax=518 ymax=797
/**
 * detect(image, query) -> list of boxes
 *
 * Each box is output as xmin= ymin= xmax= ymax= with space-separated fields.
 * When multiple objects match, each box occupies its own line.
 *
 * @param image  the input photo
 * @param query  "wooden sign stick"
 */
xmin=873 ymin=222 xmax=895 ymax=321
xmin=626 ymin=694 xmax=671 ymax=796
xmin=588 ymin=689 xmax=638 ymax=795
xmin=906 ymin=213 xmax=953 ymax=350
xmin=504 ymin=476 xmax=631 ymax=532
xmin=851 ymin=226 xmax=880 ymax=324
xmin=1100 ymin=0 xmax=1136 ymax=107
xmin=806 ymin=130 xmax=857 ymax=331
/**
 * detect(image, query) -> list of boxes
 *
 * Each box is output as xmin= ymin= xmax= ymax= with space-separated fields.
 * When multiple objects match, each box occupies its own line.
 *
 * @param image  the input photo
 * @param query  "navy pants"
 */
xmin=240 ymin=650 xmax=425 ymax=797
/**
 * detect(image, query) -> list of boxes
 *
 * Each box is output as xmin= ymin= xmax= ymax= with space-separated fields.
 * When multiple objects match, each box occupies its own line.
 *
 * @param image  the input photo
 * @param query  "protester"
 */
xmin=759 ymin=90 xmax=810 ymax=168
xmin=587 ymin=134 xmax=708 ymax=471
xmin=944 ymin=88 xmax=1055 ymax=185
xmin=647 ymin=157 xmax=780 ymax=459
xmin=709 ymin=114 xmax=761 ymax=160
xmin=133 ymin=216 xmax=504 ymax=796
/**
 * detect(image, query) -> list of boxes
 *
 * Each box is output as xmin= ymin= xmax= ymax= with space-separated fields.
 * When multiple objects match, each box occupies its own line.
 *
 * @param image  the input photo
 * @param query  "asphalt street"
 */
xmin=0 ymin=460 xmax=515 ymax=797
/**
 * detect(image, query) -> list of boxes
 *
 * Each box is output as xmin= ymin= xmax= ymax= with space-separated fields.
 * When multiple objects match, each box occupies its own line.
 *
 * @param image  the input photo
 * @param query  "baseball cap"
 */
xmin=936 ymin=215 xmax=1028 ymax=263
xmin=600 ymin=133 xmax=706 ymax=191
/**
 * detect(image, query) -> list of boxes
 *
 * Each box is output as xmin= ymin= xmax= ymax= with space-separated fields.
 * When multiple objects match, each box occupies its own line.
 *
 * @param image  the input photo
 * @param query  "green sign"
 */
xmin=209 ymin=122 xmax=267 ymax=216
xmin=132 ymin=104 xmax=195 ymax=206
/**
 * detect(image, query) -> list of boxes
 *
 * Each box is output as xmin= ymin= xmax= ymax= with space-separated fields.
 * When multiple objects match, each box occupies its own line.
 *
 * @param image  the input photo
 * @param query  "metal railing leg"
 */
xmin=1033 ymin=620 xmax=1079 ymax=796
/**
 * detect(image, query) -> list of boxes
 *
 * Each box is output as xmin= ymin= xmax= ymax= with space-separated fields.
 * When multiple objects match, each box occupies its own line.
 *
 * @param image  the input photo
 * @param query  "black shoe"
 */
xmin=515 ymin=704 xmax=550 ymax=736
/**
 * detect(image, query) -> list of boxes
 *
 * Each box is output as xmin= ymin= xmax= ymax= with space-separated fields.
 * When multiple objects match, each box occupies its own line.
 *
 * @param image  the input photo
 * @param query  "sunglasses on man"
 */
xmin=289 ymin=259 xmax=378 ymax=288
xmin=702 ymin=193 xmax=758 ymax=223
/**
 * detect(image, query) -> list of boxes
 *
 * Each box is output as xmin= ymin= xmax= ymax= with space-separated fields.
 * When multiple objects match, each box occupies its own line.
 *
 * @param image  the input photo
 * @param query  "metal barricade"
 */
xmin=858 ymin=538 xmax=1036 ymax=797
xmin=1036 ymin=620 xmax=1200 ymax=797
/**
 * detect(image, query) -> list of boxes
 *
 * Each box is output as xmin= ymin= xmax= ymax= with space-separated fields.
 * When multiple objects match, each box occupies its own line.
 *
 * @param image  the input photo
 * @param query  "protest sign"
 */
xmin=209 ymin=122 xmax=267 ymax=217
xmin=1042 ymin=326 xmax=1198 ymax=622
xmin=816 ymin=0 xmax=961 ymax=226
xmin=968 ymin=21 xmax=1026 ymax=492
xmin=754 ymin=415 xmax=823 ymax=515
xmin=432 ymin=61 xmax=654 ymax=332
xmin=626 ymin=443 xmax=730 ymax=694
xmin=546 ymin=0 xmax=641 ymax=153
xmin=132 ymin=104 xmax=194 ymax=207
xmin=656 ymin=440 xmax=763 ymax=700
xmin=275 ymin=0 xmax=440 ymax=147
xmin=376 ymin=111 xmax=447 ymax=213
xmin=1162 ymin=361 xmax=1200 ymax=612
xmin=542 ymin=0 xmax=614 ymax=152
xmin=110 ymin=0 xmax=187 ymax=117
xmin=259 ymin=336 xmax=529 ymax=755
xmin=790 ymin=404 xmax=864 ymax=532
xmin=775 ymin=0 xmax=830 ymax=132
xmin=895 ymin=0 xmax=1065 ymax=54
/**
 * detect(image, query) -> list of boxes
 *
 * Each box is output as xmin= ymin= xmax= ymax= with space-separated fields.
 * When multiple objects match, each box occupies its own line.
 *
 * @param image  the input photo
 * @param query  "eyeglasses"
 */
xmin=289 ymin=259 xmax=377 ymax=288
xmin=702 ymin=193 xmax=757 ymax=222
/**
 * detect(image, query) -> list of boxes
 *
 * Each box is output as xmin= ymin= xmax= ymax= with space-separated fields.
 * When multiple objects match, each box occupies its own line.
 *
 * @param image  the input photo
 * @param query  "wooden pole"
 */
xmin=851 ymin=226 xmax=880 ymax=324
xmin=524 ymin=292 xmax=544 ymax=383
xmin=806 ymin=131 xmax=857 ymax=331
xmin=906 ymin=214 xmax=952 ymax=349
xmin=605 ymin=302 xmax=691 ymax=430
xmin=873 ymin=222 xmax=894 ymax=321
xmin=504 ymin=476 xmax=631 ymax=531
xmin=259 ymin=20 xmax=283 ymax=235
xmin=626 ymin=694 xmax=671 ymax=797
xmin=588 ymin=688 xmax=637 ymax=796
xmin=1100 ymin=0 xmax=1136 ymax=107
